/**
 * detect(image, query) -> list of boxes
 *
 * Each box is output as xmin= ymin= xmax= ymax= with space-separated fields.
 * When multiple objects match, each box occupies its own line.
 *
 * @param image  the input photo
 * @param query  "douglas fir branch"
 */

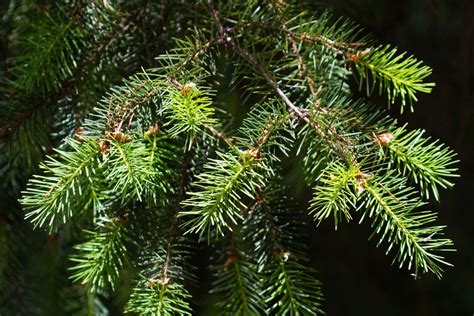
xmin=0 ymin=0 xmax=458 ymax=315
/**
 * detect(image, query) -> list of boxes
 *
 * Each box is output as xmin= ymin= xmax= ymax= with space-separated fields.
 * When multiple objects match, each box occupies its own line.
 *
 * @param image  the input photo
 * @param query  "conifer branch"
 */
xmin=244 ymin=186 xmax=325 ymax=315
xmin=8 ymin=16 xmax=78 ymax=94
xmin=234 ymin=11 xmax=433 ymax=111
xmin=181 ymin=97 xmax=291 ymax=238
xmin=21 ymin=137 xmax=103 ymax=232
xmin=160 ymin=148 xmax=194 ymax=288
xmin=126 ymin=145 xmax=195 ymax=315
xmin=105 ymin=135 xmax=176 ymax=204
xmin=4 ymin=2 xmax=459 ymax=314
xmin=163 ymin=83 xmax=217 ymax=149
xmin=385 ymin=126 xmax=459 ymax=200
xmin=180 ymin=150 xmax=267 ymax=237
xmin=210 ymin=231 xmax=265 ymax=315
xmin=209 ymin=7 xmax=355 ymax=163
xmin=352 ymin=45 xmax=435 ymax=110
xmin=126 ymin=282 xmax=192 ymax=315
xmin=69 ymin=217 xmax=129 ymax=293
xmin=264 ymin=258 xmax=325 ymax=315
xmin=309 ymin=161 xmax=359 ymax=229
xmin=226 ymin=32 xmax=351 ymax=161
xmin=361 ymin=173 xmax=454 ymax=278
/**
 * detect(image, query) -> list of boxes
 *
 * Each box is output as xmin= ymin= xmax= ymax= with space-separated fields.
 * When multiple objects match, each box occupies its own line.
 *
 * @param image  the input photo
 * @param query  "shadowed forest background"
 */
xmin=0 ymin=0 xmax=473 ymax=315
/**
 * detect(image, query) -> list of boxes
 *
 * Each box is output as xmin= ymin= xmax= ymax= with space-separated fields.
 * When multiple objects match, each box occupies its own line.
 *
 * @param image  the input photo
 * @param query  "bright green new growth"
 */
xmin=386 ymin=126 xmax=459 ymax=200
xmin=361 ymin=172 xmax=454 ymax=277
xmin=181 ymin=150 xmax=268 ymax=237
xmin=163 ymin=83 xmax=217 ymax=148
xmin=309 ymin=161 xmax=359 ymax=229
xmin=0 ymin=0 xmax=459 ymax=315
xmin=353 ymin=45 xmax=435 ymax=111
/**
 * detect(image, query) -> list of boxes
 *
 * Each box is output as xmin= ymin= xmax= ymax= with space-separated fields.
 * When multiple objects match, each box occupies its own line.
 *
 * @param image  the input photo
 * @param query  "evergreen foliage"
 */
xmin=0 ymin=0 xmax=458 ymax=314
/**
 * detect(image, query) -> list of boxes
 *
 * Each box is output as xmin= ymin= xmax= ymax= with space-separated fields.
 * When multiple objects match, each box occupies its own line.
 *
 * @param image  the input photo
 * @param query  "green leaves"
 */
xmin=386 ymin=126 xmax=458 ymax=200
xmin=69 ymin=219 xmax=129 ymax=293
xmin=22 ymin=137 xmax=102 ymax=232
xmin=211 ymin=248 xmax=265 ymax=315
xmin=105 ymin=135 xmax=177 ymax=204
xmin=309 ymin=161 xmax=358 ymax=229
xmin=8 ymin=12 xmax=83 ymax=94
xmin=181 ymin=151 xmax=267 ymax=237
xmin=264 ymin=258 xmax=325 ymax=315
xmin=125 ymin=282 xmax=192 ymax=316
xmin=163 ymin=83 xmax=217 ymax=148
xmin=353 ymin=45 xmax=435 ymax=111
xmin=361 ymin=172 xmax=454 ymax=278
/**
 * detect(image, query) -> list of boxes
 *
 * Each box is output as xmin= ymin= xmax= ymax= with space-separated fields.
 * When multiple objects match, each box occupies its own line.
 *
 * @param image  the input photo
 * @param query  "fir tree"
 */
xmin=0 ymin=0 xmax=458 ymax=315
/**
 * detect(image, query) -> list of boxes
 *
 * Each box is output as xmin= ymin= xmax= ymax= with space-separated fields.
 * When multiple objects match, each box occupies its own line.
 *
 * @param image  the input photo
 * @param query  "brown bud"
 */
xmin=181 ymin=82 xmax=196 ymax=96
xmin=144 ymin=123 xmax=160 ymax=139
xmin=242 ymin=149 xmax=261 ymax=161
xmin=75 ymin=127 xmax=85 ymax=141
xmin=114 ymin=214 xmax=128 ymax=224
xmin=374 ymin=131 xmax=394 ymax=146
xmin=355 ymin=172 xmax=370 ymax=195
xmin=273 ymin=249 xmax=291 ymax=261
xmin=111 ymin=131 xmax=131 ymax=143
xmin=347 ymin=48 xmax=371 ymax=63
xmin=249 ymin=149 xmax=261 ymax=159
xmin=99 ymin=140 xmax=110 ymax=156
xmin=223 ymin=250 xmax=239 ymax=269
xmin=157 ymin=276 xmax=170 ymax=285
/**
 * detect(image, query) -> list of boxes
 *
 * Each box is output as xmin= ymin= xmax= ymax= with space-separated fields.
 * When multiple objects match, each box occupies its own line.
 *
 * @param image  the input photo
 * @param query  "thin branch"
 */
xmin=208 ymin=1 xmax=360 ymax=163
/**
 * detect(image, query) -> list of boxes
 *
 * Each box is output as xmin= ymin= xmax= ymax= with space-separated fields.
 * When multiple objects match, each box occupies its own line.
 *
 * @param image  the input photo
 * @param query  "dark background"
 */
xmin=306 ymin=0 xmax=473 ymax=314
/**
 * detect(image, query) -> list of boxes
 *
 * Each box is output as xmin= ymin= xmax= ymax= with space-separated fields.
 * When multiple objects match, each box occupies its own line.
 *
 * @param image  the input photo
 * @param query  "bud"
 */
xmin=99 ymin=140 xmax=110 ymax=156
xmin=144 ymin=123 xmax=160 ymax=140
xmin=223 ymin=250 xmax=239 ymax=268
xmin=75 ymin=127 xmax=85 ymax=141
xmin=347 ymin=48 xmax=371 ymax=63
xmin=111 ymin=130 xmax=131 ymax=143
xmin=114 ymin=214 xmax=128 ymax=224
xmin=157 ymin=276 xmax=170 ymax=285
xmin=374 ymin=131 xmax=394 ymax=146
xmin=355 ymin=172 xmax=370 ymax=195
xmin=273 ymin=249 xmax=291 ymax=261
xmin=181 ymin=81 xmax=196 ymax=96
xmin=242 ymin=148 xmax=261 ymax=161
xmin=249 ymin=148 xmax=261 ymax=159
